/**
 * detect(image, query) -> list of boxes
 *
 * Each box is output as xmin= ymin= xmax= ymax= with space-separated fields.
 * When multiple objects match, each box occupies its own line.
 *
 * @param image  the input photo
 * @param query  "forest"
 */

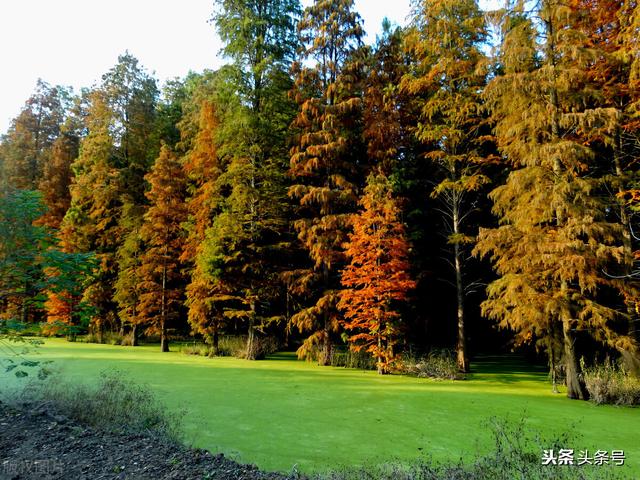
xmin=1 ymin=0 xmax=639 ymax=404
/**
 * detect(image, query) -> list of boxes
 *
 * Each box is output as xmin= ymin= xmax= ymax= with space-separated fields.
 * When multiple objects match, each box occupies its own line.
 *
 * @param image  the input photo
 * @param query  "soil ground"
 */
xmin=0 ymin=401 xmax=296 ymax=480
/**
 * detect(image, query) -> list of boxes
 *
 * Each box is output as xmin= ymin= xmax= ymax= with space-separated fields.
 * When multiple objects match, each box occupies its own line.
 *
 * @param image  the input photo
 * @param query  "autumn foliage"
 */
xmin=1 ymin=0 xmax=639 ymax=400
xmin=338 ymin=174 xmax=415 ymax=374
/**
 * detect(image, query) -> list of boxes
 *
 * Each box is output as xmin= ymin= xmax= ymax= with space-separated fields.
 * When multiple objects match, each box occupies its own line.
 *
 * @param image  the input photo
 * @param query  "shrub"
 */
xmin=245 ymin=335 xmax=280 ymax=360
xmin=180 ymin=342 xmax=211 ymax=356
xmin=582 ymin=359 xmax=640 ymax=406
xmin=83 ymin=330 xmax=126 ymax=346
xmin=217 ymin=335 xmax=250 ymax=358
xmin=397 ymin=349 xmax=463 ymax=380
xmin=19 ymin=370 xmax=183 ymax=441
xmin=179 ymin=336 xmax=280 ymax=360
xmin=330 ymin=348 xmax=377 ymax=370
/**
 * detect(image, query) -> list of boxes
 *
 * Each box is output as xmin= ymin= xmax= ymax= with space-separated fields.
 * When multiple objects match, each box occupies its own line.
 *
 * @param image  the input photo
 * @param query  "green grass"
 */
xmin=2 ymin=338 xmax=639 ymax=476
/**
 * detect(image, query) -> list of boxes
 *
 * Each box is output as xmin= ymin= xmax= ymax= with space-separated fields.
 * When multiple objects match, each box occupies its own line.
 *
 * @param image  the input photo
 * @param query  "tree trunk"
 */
xmin=377 ymin=331 xmax=385 ymax=375
xmin=160 ymin=263 xmax=169 ymax=353
xmin=160 ymin=320 xmax=169 ymax=352
xmin=211 ymin=329 xmax=219 ymax=356
xmin=452 ymin=198 xmax=469 ymax=373
xmin=131 ymin=323 xmax=139 ymax=347
xmin=96 ymin=319 xmax=104 ymax=344
xmin=319 ymin=322 xmax=333 ymax=366
xmin=246 ymin=303 xmax=256 ymax=360
xmin=453 ymin=240 xmax=468 ymax=373
xmin=21 ymin=281 xmax=29 ymax=324
xmin=319 ymin=264 xmax=332 ymax=367
xmin=549 ymin=342 xmax=559 ymax=394
xmin=562 ymin=313 xmax=587 ymax=399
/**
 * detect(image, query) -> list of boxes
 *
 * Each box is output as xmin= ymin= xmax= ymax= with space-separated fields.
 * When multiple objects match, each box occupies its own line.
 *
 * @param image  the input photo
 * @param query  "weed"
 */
xmin=581 ymin=358 xmax=640 ymax=406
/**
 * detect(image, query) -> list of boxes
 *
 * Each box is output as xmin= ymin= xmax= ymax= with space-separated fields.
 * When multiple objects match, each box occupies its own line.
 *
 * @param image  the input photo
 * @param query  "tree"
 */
xmin=61 ymin=55 xmax=160 ymax=339
xmin=402 ymin=0 xmax=493 ymax=372
xmin=474 ymin=0 xmax=637 ymax=398
xmin=364 ymin=22 xmax=415 ymax=177
xmin=101 ymin=52 xmax=159 ymax=206
xmin=182 ymin=97 xmax=226 ymax=353
xmin=201 ymin=0 xmax=300 ymax=358
xmin=113 ymin=203 xmax=145 ymax=345
xmin=43 ymin=250 xmax=97 ymax=337
xmin=569 ymin=0 xmax=640 ymax=356
xmin=288 ymin=0 xmax=367 ymax=364
xmin=60 ymin=91 xmax=121 ymax=338
xmin=38 ymin=112 xmax=81 ymax=230
xmin=0 ymin=189 xmax=95 ymax=332
xmin=338 ymin=174 xmax=415 ymax=374
xmin=0 ymin=190 xmax=49 ymax=322
xmin=213 ymin=0 xmax=300 ymax=112
xmin=0 ymin=80 xmax=71 ymax=190
xmin=138 ymin=146 xmax=187 ymax=352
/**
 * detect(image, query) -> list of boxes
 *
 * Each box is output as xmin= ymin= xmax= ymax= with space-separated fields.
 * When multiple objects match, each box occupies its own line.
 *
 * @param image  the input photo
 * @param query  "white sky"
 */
xmin=0 ymin=0 xmax=496 ymax=134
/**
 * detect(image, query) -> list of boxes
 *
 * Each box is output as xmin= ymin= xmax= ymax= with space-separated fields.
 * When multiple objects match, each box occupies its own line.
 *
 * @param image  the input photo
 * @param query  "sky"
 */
xmin=0 ymin=0 xmax=492 ymax=134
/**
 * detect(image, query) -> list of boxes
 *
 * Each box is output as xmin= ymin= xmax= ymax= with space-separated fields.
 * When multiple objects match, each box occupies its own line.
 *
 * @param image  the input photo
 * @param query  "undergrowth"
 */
xmin=14 ymin=369 xmax=183 ymax=442
xmin=581 ymin=358 xmax=640 ymax=406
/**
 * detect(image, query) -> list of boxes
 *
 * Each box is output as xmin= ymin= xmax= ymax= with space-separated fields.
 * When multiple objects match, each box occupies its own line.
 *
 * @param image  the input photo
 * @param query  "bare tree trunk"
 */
xmin=21 ymin=281 xmax=29 ymax=324
xmin=319 ymin=264 xmax=332 ymax=367
xmin=452 ymin=197 xmax=469 ymax=373
xmin=453 ymin=233 xmax=468 ymax=372
xmin=97 ymin=319 xmax=104 ymax=344
xmin=377 ymin=331 xmax=385 ymax=375
xmin=320 ymin=321 xmax=332 ymax=366
xmin=246 ymin=302 xmax=256 ymax=360
xmin=561 ymin=300 xmax=587 ymax=399
xmin=131 ymin=323 xmax=139 ymax=347
xmin=211 ymin=329 xmax=219 ymax=356
xmin=160 ymin=263 xmax=169 ymax=353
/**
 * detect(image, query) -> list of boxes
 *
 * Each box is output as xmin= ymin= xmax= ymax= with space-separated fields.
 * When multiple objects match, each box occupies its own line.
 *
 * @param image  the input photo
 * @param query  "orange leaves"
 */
xmin=138 ymin=146 xmax=188 ymax=328
xmin=338 ymin=174 xmax=415 ymax=372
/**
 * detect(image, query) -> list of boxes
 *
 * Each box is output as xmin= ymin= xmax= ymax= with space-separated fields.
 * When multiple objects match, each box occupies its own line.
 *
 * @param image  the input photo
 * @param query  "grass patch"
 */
xmin=2 ymin=340 xmax=638 ymax=476
xmin=11 ymin=369 xmax=183 ymax=442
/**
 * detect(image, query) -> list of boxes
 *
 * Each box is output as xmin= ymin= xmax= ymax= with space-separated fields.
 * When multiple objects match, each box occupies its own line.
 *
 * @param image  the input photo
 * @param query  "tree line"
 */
xmin=0 ymin=0 xmax=638 ymax=398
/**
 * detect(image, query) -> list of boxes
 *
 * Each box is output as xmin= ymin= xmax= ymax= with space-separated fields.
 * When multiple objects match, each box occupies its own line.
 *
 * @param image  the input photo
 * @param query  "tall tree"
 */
xmin=113 ymin=203 xmax=145 ymax=345
xmin=101 ymin=52 xmax=159 ymax=205
xmin=338 ymin=173 xmax=415 ymax=374
xmin=288 ymin=0 xmax=367 ymax=364
xmin=60 ymin=91 xmax=121 ymax=338
xmin=138 ymin=146 xmax=187 ymax=352
xmin=475 ymin=0 xmax=637 ymax=398
xmin=569 ymin=0 xmax=640 ymax=355
xmin=402 ymin=0 xmax=493 ymax=372
xmin=61 ymin=55 xmax=160 ymax=339
xmin=182 ymin=96 xmax=226 ymax=353
xmin=201 ymin=0 xmax=300 ymax=358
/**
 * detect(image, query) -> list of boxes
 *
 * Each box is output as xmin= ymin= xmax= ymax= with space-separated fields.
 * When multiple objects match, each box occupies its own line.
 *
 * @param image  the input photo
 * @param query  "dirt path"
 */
xmin=0 ymin=401 xmax=297 ymax=480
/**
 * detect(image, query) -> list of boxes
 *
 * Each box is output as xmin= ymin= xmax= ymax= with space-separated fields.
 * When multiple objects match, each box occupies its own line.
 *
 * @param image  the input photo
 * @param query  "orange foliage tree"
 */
xmin=338 ymin=174 xmax=415 ymax=374
xmin=138 ymin=146 xmax=187 ymax=352
xmin=181 ymin=99 xmax=225 ymax=349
